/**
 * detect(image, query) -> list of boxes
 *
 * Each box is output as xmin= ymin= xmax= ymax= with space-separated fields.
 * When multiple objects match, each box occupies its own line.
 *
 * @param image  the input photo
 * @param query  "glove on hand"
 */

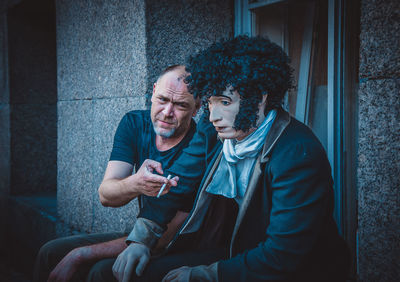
xmin=112 ymin=243 xmax=150 ymax=282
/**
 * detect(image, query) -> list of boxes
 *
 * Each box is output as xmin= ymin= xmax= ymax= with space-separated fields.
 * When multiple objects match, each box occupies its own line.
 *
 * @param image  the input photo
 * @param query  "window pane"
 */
xmin=255 ymin=1 xmax=311 ymax=115
xmin=307 ymin=0 xmax=328 ymax=149
xmin=255 ymin=0 xmax=328 ymax=149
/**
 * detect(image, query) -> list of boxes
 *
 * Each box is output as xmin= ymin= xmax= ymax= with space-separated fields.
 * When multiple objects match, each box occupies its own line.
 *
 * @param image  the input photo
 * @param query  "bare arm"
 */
xmin=48 ymin=237 xmax=128 ymax=282
xmin=98 ymin=160 xmax=178 ymax=207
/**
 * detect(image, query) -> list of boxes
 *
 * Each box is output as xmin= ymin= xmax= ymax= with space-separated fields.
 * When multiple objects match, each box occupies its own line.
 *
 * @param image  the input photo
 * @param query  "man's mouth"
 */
xmin=157 ymin=119 xmax=175 ymax=126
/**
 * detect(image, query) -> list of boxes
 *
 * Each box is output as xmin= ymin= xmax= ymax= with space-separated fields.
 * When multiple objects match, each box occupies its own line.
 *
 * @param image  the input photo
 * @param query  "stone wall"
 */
xmin=0 ymin=6 xmax=10 ymax=196
xmin=0 ymin=4 xmax=10 ymax=258
xmin=145 ymin=0 xmax=233 ymax=97
xmin=56 ymin=0 xmax=233 ymax=234
xmin=7 ymin=0 xmax=57 ymax=195
xmin=358 ymin=0 xmax=400 ymax=281
xmin=56 ymin=0 xmax=148 ymax=233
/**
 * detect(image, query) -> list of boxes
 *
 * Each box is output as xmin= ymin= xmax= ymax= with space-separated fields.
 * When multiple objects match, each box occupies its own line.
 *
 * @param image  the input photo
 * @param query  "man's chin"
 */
xmin=154 ymin=127 xmax=176 ymax=138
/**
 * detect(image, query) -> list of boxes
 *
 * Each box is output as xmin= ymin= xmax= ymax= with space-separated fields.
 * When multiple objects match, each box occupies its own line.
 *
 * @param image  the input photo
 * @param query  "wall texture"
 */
xmin=0 ymin=7 xmax=10 ymax=196
xmin=56 ymin=0 xmax=233 ymax=234
xmin=145 ymin=0 xmax=233 ymax=97
xmin=7 ymin=0 xmax=57 ymax=194
xmin=0 ymin=4 xmax=10 ymax=260
xmin=358 ymin=0 xmax=400 ymax=281
xmin=56 ymin=0 xmax=148 ymax=233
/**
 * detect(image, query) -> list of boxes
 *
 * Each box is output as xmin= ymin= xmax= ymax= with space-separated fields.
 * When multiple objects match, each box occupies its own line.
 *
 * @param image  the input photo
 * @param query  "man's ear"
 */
xmin=152 ymin=83 xmax=157 ymax=96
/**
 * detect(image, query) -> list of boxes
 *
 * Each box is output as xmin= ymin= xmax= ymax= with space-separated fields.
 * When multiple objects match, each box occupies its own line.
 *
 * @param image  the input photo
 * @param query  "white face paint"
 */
xmin=208 ymin=87 xmax=267 ymax=141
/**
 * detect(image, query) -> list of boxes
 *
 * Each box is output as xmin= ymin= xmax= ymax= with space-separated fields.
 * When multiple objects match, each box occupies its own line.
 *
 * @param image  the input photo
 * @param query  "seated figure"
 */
xmin=33 ymin=65 xmax=200 ymax=282
xmin=112 ymin=36 xmax=350 ymax=282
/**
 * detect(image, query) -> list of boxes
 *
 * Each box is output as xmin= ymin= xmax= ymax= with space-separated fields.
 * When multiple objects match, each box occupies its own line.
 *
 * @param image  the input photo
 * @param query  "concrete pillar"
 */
xmin=358 ymin=0 xmax=400 ymax=280
xmin=56 ymin=0 xmax=148 ymax=233
xmin=7 ymin=0 xmax=57 ymax=195
xmin=0 ymin=6 xmax=10 ymax=197
xmin=0 ymin=2 xmax=10 ymax=256
xmin=56 ymin=0 xmax=233 ymax=234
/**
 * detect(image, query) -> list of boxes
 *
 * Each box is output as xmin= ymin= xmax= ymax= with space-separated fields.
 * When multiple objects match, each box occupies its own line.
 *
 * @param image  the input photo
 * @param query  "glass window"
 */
xmin=254 ymin=0 xmax=328 ymax=149
xmin=235 ymin=0 xmax=359 ymax=277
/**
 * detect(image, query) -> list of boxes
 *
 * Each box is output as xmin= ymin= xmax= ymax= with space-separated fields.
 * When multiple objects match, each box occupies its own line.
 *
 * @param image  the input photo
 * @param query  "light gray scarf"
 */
xmin=206 ymin=110 xmax=277 ymax=202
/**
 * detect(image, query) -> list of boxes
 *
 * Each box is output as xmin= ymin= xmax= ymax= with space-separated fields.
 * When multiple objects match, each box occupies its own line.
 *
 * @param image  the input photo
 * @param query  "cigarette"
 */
xmin=157 ymin=174 xmax=172 ymax=198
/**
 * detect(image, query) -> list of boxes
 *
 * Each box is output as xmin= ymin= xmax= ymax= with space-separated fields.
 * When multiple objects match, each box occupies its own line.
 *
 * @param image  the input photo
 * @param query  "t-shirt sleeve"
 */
xmin=109 ymin=113 xmax=139 ymax=166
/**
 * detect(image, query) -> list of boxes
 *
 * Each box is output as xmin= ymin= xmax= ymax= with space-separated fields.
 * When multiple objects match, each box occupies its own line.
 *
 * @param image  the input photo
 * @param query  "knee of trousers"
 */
xmin=36 ymin=237 xmax=71 ymax=267
xmin=86 ymin=259 xmax=116 ymax=282
xmin=33 ymin=239 xmax=67 ymax=282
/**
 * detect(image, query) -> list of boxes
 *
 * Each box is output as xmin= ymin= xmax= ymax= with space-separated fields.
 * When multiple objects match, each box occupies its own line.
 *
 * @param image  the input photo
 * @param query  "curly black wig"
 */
xmin=185 ymin=35 xmax=293 ymax=132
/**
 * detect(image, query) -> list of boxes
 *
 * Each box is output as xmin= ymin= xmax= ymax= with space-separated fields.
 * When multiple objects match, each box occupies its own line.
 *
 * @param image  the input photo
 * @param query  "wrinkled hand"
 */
xmin=47 ymin=247 xmax=88 ymax=282
xmin=129 ymin=159 xmax=179 ymax=197
xmin=112 ymin=243 xmax=150 ymax=282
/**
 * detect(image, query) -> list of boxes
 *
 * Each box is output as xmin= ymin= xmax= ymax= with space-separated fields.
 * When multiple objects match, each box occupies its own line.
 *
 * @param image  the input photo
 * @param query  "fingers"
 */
xmin=113 ymin=251 xmax=133 ymax=282
xmin=122 ymin=258 xmax=135 ymax=282
xmin=169 ymin=176 xmax=179 ymax=186
xmin=143 ymin=171 xmax=170 ymax=184
xmin=162 ymin=267 xmax=190 ymax=282
xmin=157 ymin=176 xmax=179 ymax=197
xmin=136 ymin=251 xmax=150 ymax=276
xmin=162 ymin=269 xmax=178 ymax=282
xmin=112 ymin=255 xmax=124 ymax=281
xmin=143 ymin=159 xmax=164 ymax=175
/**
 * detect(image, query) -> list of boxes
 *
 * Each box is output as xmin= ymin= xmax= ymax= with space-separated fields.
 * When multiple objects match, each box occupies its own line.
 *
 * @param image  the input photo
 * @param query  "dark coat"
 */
xmin=140 ymin=109 xmax=349 ymax=281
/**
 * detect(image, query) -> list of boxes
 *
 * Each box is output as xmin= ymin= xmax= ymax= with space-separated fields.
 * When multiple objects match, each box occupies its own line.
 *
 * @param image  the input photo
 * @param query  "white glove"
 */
xmin=112 ymin=243 xmax=150 ymax=282
xmin=162 ymin=263 xmax=218 ymax=282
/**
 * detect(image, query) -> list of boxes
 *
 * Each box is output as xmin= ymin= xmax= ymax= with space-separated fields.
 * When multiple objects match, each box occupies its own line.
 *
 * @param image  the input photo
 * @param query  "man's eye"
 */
xmin=176 ymin=104 xmax=188 ymax=109
xmin=221 ymin=100 xmax=230 ymax=106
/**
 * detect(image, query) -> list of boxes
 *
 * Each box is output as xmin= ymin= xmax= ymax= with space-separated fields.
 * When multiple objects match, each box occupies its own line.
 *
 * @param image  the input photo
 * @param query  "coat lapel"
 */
xmin=178 ymin=150 xmax=223 ymax=235
xmin=229 ymin=109 xmax=291 ymax=257
xmin=229 ymin=153 xmax=262 ymax=257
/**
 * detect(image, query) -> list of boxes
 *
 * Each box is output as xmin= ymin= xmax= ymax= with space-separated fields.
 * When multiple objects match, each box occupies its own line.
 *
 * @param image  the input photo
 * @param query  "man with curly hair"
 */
xmin=113 ymin=36 xmax=350 ymax=282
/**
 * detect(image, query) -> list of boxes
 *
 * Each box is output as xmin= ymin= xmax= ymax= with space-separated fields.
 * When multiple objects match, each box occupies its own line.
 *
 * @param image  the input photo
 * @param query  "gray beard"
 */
xmin=153 ymin=126 xmax=176 ymax=138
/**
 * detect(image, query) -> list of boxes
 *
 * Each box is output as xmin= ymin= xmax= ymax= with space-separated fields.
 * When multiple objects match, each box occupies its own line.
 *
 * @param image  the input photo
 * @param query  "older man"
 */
xmin=33 ymin=65 xmax=200 ymax=282
xmin=114 ymin=36 xmax=349 ymax=282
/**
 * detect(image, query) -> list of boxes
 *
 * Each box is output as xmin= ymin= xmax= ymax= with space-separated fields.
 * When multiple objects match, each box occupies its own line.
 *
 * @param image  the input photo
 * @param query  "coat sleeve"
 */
xmin=218 ymin=139 xmax=335 ymax=281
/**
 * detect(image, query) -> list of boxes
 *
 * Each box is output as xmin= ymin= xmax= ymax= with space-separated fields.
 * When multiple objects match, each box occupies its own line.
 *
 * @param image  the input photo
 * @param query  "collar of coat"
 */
xmin=217 ymin=108 xmax=291 ymax=162
xmin=178 ymin=109 xmax=291 ymax=242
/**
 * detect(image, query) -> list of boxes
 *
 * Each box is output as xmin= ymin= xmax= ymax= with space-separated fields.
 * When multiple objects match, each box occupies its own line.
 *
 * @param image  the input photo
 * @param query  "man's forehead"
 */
xmin=156 ymin=82 xmax=193 ymax=101
xmin=209 ymin=87 xmax=239 ymax=99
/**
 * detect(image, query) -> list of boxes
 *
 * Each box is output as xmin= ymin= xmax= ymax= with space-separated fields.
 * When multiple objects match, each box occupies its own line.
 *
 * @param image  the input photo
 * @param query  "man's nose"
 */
xmin=209 ymin=106 xmax=221 ymax=123
xmin=162 ymin=103 xmax=174 ymax=117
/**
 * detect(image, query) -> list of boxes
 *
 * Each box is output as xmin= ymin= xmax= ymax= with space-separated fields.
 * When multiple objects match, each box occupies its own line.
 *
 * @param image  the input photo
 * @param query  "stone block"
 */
xmin=56 ymin=0 xmax=148 ymax=101
xmin=0 ymin=104 xmax=10 ymax=195
xmin=10 ymin=104 xmax=57 ymax=194
xmin=7 ymin=0 xmax=57 ymax=104
xmin=0 ymin=14 xmax=9 ymax=104
xmin=145 ymin=0 xmax=233 ymax=93
xmin=357 ymin=78 xmax=400 ymax=281
xmin=91 ymin=97 xmax=146 ymax=233
xmin=0 ymin=195 xmax=8 ymax=257
xmin=359 ymin=0 xmax=400 ymax=78
xmin=57 ymin=100 xmax=94 ymax=232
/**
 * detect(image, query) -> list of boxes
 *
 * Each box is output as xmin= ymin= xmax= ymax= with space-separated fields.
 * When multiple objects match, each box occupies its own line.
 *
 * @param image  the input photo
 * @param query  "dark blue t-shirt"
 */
xmin=110 ymin=110 xmax=196 ymax=177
